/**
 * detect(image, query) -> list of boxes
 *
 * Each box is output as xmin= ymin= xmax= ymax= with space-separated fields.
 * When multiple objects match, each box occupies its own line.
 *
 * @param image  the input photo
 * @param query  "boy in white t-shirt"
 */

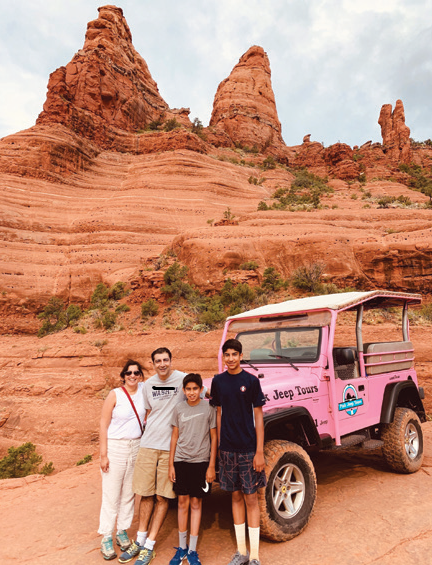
xmin=168 ymin=373 xmax=217 ymax=565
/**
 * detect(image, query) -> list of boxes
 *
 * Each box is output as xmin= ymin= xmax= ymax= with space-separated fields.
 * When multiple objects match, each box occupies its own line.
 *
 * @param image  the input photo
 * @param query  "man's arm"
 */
xmin=168 ymin=426 xmax=179 ymax=483
xmin=206 ymin=427 xmax=217 ymax=483
xmin=253 ymin=405 xmax=265 ymax=472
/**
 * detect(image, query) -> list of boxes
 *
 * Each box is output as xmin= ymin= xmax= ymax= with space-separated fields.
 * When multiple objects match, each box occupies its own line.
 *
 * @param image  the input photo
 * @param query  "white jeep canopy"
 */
xmin=227 ymin=290 xmax=421 ymax=321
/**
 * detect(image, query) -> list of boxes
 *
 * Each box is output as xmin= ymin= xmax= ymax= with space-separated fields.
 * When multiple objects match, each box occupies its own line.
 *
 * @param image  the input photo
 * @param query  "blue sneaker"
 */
xmin=135 ymin=548 xmax=156 ymax=565
xmin=169 ymin=546 xmax=189 ymax=565
xmin=187 ymin=550 xmax=202 ymax=565
xmin=100 ymin=536 xmax=116 ymax=560
xmin=116 ymin=530 xmax=132 ymax=551
xmin=118 ymin=540 xmax=142 ymax=563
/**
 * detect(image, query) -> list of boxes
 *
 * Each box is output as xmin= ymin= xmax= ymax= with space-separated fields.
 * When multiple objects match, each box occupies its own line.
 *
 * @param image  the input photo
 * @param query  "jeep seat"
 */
xmin=333 ymin=347 xmax=359 ymax=380
xmin=250 ymin=348 xmax=273 ymax=359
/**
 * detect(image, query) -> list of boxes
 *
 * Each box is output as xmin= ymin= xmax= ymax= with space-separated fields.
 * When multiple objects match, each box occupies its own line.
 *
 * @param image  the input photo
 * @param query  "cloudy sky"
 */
xmin=1 ymin=0 xmax=431 ymax=147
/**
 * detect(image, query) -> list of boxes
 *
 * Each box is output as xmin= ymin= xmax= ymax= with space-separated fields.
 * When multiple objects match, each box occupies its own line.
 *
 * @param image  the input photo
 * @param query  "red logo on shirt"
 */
xmin=240 ymin=386 xmax=246 ymax=392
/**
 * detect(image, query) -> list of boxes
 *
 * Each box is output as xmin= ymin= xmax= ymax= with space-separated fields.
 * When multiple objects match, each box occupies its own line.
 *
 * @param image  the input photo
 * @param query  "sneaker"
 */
xmin=118 ymin=540 xmax=142 ymax=563
xmin=116 ymin=530 xmax=132 ymax=551
xmin=135 ymin=548 xmax=156 ymax=565
xmin=100 ymin=536 xmax=116 ymax=561
xmin=249 ymin=561 xmax=261 ymax=565
xmin=169 ymin=546 xmax=189 ymax=565
xmin=227 ymin=550 xmax=250 ymax=565
xmin=187 ymin=550 xmax=202 ymax=565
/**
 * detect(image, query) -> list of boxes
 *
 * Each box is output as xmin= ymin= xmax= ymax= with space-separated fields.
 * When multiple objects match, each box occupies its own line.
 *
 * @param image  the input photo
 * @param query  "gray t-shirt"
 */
xmin=140 ymin=370 xmax=207 ymax=451
xmin=171 ymin=400 xmax=216 ymax=463
xmin=141 ymin=370 xmax=187 ymax=451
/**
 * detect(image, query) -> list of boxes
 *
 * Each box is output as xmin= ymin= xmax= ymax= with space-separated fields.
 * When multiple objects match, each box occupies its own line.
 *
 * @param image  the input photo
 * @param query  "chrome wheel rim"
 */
xmin=271 ymin=463 xmax=305 ymax=518
xmin=405 ymin=422 xmax=419 ymax=459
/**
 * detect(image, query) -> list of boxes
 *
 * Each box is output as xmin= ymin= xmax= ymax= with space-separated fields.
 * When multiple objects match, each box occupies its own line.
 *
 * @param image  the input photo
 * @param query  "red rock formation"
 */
xmin=209 ymin=46 xmax=284 ymax=151
xmin=378 ymin=99 xmax=412 ymax=163
xmin=36 ymin=5 xmax=181 ymax=145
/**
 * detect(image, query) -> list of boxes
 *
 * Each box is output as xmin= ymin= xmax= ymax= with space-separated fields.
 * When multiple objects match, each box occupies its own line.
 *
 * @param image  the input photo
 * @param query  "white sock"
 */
xmin=102 ymin=534 xmax=112 ymax=541
xmin=136 ymin=531 xmax=147 ymax=546
xmin=179 ymin=530 xmax=188 ymax=550
xmin=189 ymin=534 xmax=198 ymax=552
xmin=144 ymin=538 xmax=156 ymax=551
xmin=248 ymin=526 xmax=260 ymax=561
xmin=234 ymin=523 xmax=247 ymax=555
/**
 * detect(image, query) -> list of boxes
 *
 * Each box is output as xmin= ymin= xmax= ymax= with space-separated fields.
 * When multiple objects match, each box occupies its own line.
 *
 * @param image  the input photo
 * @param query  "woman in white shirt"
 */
xmin=98 ymin=359 xmax=145 ymax=560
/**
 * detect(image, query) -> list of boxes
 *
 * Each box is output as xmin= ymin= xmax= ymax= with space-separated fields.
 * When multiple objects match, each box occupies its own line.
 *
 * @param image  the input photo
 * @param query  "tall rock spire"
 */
xmin=37 ymin=5 xmax=169 ymax=142
xmin=210 ymin=46 xmax=284 ymax=150
xmin=378 ymin=99 xmax=412 ymax=163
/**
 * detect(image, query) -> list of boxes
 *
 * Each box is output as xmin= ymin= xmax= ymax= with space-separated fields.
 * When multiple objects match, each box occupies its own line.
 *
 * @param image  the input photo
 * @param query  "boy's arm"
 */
xmin=253 ymin=405 xmax=265 ymax=472
xmin=216 ymin=406 xmax=222 ymax=449
xmin=206 ymin=427 xmax=217 ymax=483
xmin=168 ymin=426 xmax=179 ymax=482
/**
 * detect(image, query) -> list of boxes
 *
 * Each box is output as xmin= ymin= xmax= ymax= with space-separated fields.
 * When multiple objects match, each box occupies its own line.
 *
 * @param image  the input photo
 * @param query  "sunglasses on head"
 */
xmin=125 ymin=370 xmax=141 ymax=376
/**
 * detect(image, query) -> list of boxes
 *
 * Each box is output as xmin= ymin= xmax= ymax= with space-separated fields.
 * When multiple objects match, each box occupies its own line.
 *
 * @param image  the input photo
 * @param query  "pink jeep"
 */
xmin=217 ymin=290 xmax=426 ymax=541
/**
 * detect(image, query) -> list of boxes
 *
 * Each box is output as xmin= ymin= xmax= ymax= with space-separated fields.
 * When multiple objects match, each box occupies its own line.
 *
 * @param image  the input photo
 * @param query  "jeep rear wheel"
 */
xmin=382 ymin=407 xmax=424 ymax=473
xmin=259 ymin=440 xmax=317 ymax=542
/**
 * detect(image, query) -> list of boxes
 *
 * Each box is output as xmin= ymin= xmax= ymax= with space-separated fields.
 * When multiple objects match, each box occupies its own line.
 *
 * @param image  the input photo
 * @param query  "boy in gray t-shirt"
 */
xmin=168 ymin=373 xmax=217 ymax=565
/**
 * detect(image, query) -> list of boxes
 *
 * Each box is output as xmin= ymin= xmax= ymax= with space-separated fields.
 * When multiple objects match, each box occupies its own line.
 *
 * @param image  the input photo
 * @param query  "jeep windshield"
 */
xmin=236 ymin=327 xmax=321 ymax=363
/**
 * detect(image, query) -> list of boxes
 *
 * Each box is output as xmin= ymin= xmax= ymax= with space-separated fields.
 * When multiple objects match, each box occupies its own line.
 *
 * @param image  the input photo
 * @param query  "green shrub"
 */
xmin=65 ymin=304 xmax=82 ymax=325
xmin=223 ymin=207 xmax=235 ymax=221
xmin=147 ymin=119 xmax=162 ymax=131
xmin=141 ymin=299 xmax=159 ymax=318
xmin=291 ymin=262 xmax=326 ymax=293
xmin=164 ymin=118 xmax=180 ymax=132
xmin=257 ymin=201 xmax=269 ymax=211
xmin=377 ymin=196 xmax=395 ymax=208
xmin=0 ymin=442 xmax=54 ymax=479
xmin=91 ymin=283 xmax=110 ymax=309
xmin=192 ymin=117 xmax=203 ymax=134
xmin=73 ymin=326 xmax=87 ymax=334
xmin=77 ymin=454 xmax=93 ymax=466
xmin=240 ymin=261 xmax=259 ymax=271
xmin=38 ymin=298 xmax=82 ymax=337
xmin=109 ymin=282 xmax=127 ymax=301
xmin=162 ymin=262 xmax=195 ymax=300
xmin=197 ymin=297 xmax=225 ymax=328
xmin=115 ymin=303 xmax=130 ymax=313
xmin=102 ymin=311 xmax=117 ymax=330
xmin=419 ymin=303 xmax=432 ymax=321
xmin=262 ymin=156 xmax=276 ymax=170
xmin=262 ymin=267 xmax=285 ymax=291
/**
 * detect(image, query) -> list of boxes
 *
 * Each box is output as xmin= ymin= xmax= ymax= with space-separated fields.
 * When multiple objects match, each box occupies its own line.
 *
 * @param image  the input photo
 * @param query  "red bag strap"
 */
xmin=121 ymin=387 xmax=144 ymax=435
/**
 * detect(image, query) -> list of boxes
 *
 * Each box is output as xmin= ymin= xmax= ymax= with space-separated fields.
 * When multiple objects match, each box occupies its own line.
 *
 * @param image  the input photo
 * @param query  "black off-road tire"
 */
xmin=259 ymin=440 xmax=317 ymax=542
xmin=382 ymin=407 xmax=424 ymax=473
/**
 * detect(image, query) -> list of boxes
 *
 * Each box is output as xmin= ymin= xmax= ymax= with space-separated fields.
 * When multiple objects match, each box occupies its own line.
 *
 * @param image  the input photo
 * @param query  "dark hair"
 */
xmin=120 ymin=359 xmax=144 ymax=384
xmin=183 ymin=373 xmax=203 ymax=389
xmin=151 ymin=347 xmax=172 ymax=362
xmin=222 ymin=338 xmax=242 ymax=354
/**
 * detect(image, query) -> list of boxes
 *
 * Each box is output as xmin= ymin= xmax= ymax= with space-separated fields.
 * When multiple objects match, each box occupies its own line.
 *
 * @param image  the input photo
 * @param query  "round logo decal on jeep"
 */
xmin=338 ymin=384 xmax=364 ymax=416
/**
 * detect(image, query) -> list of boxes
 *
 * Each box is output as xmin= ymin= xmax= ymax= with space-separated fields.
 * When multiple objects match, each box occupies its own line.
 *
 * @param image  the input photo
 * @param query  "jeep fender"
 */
xmin=263 ymin=406 xmax=321 ymax=448
xmin=380 ymin=381 xmax=426 ymax=424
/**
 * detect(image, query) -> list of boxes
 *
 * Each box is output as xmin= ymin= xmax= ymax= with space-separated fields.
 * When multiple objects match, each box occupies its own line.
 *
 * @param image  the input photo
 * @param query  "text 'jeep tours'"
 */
xmin=217 ymin=290 xmax=426 ymax=541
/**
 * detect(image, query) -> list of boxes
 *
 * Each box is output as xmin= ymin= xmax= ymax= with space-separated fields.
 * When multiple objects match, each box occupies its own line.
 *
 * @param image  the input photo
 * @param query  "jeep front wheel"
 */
xmin=381 ymin=407 xmax=424 ymax=473
xmin=259 ymin=440 xmax=317 ymax=542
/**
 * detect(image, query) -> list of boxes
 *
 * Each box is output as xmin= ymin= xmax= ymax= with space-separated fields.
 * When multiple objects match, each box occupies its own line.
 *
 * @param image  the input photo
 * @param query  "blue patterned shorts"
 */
xmin=219 ymin=450 xmax=267 ymax=494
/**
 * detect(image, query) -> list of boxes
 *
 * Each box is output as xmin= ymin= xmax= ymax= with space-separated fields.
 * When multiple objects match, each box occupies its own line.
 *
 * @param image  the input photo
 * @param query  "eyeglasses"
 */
xmin=125 ymin=371 xmax=141 ymax=376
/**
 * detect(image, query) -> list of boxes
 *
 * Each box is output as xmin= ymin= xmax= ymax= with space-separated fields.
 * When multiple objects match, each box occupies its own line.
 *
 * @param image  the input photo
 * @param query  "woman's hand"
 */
xmin=206 ymin=465 xmax=216 ymax=484
xmin=100 ymin=455 xmax=110 ymax=473
xmin=168 ymin=464 xmax=176 ymax=483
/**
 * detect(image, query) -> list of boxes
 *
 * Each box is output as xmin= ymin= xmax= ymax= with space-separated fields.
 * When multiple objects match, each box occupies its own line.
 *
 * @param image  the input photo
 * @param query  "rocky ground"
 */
xmin=2 ymin=422 xmax=431 ymax=565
